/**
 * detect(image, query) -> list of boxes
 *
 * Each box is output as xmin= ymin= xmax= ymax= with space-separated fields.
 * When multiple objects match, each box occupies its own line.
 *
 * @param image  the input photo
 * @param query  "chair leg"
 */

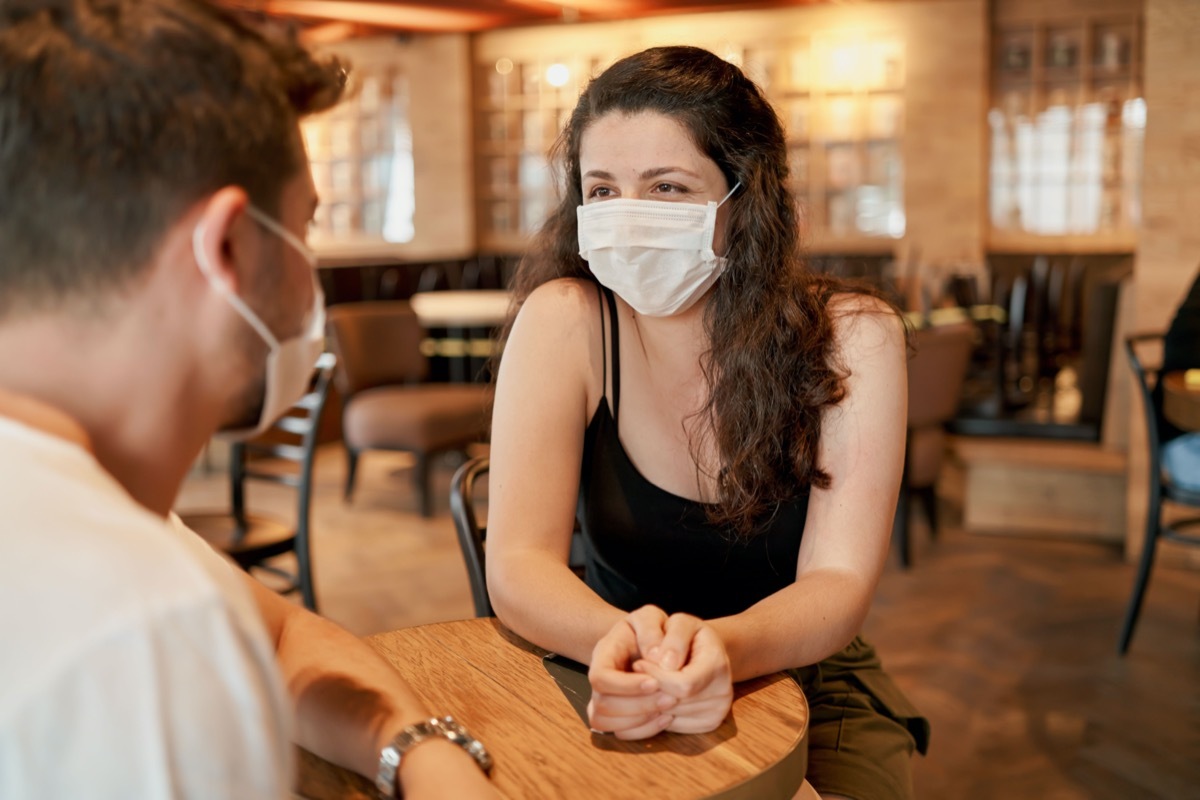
xmin=1118 ymin=513 xmax=1162 ymax=655
xmin=915 ymin=485 xmax=939 ymax=541
xmin=344 ymin=447 xmax=360 ymax=502
xmin=415 ymin=453 xmax=433 ymax=518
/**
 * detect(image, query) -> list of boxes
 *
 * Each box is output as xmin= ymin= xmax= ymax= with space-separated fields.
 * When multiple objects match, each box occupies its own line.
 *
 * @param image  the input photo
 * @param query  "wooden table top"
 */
xmin=296 ymin=618 xmax=809 ymax=800
xmin=1163 ymin=370 xmax=1200 ymax=432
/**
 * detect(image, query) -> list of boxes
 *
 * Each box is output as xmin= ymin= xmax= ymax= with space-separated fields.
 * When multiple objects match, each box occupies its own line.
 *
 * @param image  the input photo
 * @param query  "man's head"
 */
xmin=0 ymin=0 xmax=345 ymax=318
xmin=0 ymin=0 xmax=348 ymax=509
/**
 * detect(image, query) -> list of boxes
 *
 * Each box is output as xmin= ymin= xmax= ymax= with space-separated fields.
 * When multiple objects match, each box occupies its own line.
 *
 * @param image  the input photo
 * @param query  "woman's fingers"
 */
xmin=653 ymin=613 xmax=702 ymax=670
xmin=587 ymin=609 xmax=733 ymax=740
xmin=588 ymin=692 xmax=677 ymax=737
xmin=590 ymin=689 xmax=677 ymax=719
xmin=626 ymin=605 xmax=669 ymax=665
xmin=612 ymin=713 xmax=674 ymax=741
xmin=589 ymin=620 xmax=660 ymax=696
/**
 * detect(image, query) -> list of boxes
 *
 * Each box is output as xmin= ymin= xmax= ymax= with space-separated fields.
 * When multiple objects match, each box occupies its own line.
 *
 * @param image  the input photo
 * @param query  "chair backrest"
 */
xmin=230 ymin=352 xmax=337 ymax=529
xmin=449 ymin=456 xmax=588 ymax=618
xmin=417 ymin=264 xmax=451 ymax=293
xmin=1126 ymin=333 xmax=1167 ymax=471
xmin=907 ymin=324 xmax=975 ymax=430
xmin=449 ymin=456 xmax=493 ymax=617
xmin=325 ymin=302 xmax=427 ymax=397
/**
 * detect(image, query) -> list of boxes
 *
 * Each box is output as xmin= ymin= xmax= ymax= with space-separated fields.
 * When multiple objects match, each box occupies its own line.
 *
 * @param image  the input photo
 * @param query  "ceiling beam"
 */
xmin=260 ymin=1 xmax=531 ymax=32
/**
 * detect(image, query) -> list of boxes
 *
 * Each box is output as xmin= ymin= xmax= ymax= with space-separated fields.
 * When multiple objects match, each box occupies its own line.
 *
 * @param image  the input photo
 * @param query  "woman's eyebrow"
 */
xmin=582 ymin=166 xmax=702 ymax=180
xmin=639 ymin=166 xmax=702 ymax=180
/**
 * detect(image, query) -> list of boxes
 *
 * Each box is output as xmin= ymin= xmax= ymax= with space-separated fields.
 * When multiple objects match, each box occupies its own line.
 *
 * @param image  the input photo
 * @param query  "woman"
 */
xmin=486 ymin=46 xmax=928 ymax=800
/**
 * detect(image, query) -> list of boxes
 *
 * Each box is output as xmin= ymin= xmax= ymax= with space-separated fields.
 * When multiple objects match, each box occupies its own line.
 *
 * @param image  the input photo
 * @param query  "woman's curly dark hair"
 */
xmin=499 ymin=45 xmax=881 ymax=536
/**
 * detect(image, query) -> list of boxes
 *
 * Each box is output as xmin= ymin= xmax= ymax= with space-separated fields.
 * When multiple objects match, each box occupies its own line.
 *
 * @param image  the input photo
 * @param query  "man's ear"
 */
xmin=192 ymin=186 xmax=250 ymax=295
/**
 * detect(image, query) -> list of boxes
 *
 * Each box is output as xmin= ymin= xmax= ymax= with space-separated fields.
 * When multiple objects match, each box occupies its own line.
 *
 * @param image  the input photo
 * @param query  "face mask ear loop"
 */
xmin=703 ymin=181 xmax=742 ymax=255
xmin=245 ymin=204 xmax=318 ymax=269
xmin=192 ymin=218 xmax=282 ymax=350
xmin=717 ymin=181 xmax=742 ymax=207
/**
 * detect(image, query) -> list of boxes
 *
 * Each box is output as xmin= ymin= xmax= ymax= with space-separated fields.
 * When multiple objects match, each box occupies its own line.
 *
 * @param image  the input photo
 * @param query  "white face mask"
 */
xmin=193 ymin=204 xmax=325 ymax=441
xmin=577 ymin=182 xmax=739 ymax=317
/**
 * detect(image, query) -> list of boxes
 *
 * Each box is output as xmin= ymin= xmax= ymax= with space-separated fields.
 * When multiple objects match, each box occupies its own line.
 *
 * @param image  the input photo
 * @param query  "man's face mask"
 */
xmin=193 ymin=204 xmax=324 ymax=440
xmin=576 ymin=182 xmax=740 ymax=317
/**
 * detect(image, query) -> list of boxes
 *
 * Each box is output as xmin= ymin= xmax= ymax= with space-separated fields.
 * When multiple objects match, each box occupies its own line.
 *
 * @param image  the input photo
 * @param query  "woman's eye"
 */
xmin=654 ymin=182 xmax=686 ymax=195
xmin=587 ymin=186 xmax=613 ymax=199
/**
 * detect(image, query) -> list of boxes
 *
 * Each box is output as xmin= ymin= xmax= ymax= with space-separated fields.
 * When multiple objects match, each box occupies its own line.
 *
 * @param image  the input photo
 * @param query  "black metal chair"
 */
xmin=449 ymin=456 xmax=586 ymax=617
xmin=1119 ymin=333 xmax=1200 ymax=654
xmin=182 ymin=353 xmax=336 ymax=611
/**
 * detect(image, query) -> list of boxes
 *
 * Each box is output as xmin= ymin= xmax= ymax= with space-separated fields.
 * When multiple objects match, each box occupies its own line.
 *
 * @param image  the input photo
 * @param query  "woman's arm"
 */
xmin=706 ymin=296 xmax=908 ymax=681
xmin=485 ymin=280 xmax=627 ymax=663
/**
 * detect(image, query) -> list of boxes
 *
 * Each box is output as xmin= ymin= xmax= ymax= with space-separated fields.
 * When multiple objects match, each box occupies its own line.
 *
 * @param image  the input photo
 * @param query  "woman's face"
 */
xmin=579 ymin=110 xmax=731 ymax=253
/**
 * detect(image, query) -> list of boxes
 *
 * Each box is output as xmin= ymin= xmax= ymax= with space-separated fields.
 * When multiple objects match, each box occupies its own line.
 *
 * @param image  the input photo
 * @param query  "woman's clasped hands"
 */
xmin=586 ymin=606 xmax=733 ymax=740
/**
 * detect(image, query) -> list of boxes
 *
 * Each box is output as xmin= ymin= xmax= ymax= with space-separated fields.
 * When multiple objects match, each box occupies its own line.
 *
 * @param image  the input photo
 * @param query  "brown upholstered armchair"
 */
xmin=896 ymin=323 xmax=974 ymax=567
xmin=325 ymin=302 xmax=490 ymax=517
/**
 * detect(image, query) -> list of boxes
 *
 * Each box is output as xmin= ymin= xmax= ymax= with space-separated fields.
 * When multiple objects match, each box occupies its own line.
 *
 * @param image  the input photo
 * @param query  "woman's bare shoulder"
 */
xmin=500 ymin=278 xmax=604 ymax=414
xmin=516 ymin=278 xmax=602 ymax=327
xmin=507 ymin=278 xmax=604 ymax=371
xmin=825 ymin=291 xmax=905 ymax=360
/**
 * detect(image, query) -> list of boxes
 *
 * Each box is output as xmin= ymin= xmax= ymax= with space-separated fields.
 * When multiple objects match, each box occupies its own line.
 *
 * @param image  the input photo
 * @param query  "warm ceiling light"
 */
xmin=545 ymin=63 xmax=570 ymax=87
xmin=263 ymin=1 xmax=507 ymax=32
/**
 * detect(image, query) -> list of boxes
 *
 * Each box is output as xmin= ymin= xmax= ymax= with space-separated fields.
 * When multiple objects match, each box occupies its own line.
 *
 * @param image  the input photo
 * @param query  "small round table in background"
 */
xmin=409 ymin=291 xmax=512 ymax=382
xmin=409 ymin=290 xmax=512 ymax=328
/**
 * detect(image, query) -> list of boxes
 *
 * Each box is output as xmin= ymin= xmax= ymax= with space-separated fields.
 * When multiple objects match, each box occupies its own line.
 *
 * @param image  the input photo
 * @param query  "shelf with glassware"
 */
xmin=302 ymin=59 xmax=416 ymax=259
xmin=988 ymin=16 xmax=1143 ymax=254
xmin=474 ymin=56 xmax=604 ymax=253
xmin=473 ymin=36 xmax=907 ymax=256
xmin=766 ymin=35 xmax=907 ymax=253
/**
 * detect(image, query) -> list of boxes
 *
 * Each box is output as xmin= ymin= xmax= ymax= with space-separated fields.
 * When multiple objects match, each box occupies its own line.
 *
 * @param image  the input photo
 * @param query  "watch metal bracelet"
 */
xmin=375 ymin=716 xmax=493 ymax=797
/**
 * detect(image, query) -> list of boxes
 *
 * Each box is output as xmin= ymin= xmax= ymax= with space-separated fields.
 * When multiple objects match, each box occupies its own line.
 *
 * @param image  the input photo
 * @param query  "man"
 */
xmin=0 ymin=1 xmax=496 ymax=797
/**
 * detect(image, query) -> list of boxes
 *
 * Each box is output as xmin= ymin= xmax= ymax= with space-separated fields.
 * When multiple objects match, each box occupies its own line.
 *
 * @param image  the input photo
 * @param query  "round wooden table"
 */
xmin=409 ymin=290 xmax=512 ymax=328
xmin=1162 ymin=370 xmax=1200 ymax=431
xmin=296 ymin=618 xmax=809 ymax=800
xmin=409 ymin=291 xmax=512 ymax=382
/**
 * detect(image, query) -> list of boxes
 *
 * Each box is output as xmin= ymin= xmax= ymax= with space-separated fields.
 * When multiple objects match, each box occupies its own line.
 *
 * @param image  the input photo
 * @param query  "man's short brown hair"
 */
xmin=0 ymin=0 xmax=346 ymax=315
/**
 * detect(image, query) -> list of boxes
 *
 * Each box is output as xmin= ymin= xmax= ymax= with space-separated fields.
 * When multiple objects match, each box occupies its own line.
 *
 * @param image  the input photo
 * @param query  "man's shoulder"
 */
xmin=0 ymin=474 xmax=289 ymax=796
xmin=0 ymin=425 xmax=268 ymax=712
xmin=0 ymin=446 xmax=225 ymax=610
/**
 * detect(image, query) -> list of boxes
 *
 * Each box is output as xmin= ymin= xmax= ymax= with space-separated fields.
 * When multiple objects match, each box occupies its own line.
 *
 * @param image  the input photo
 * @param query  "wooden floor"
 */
xmin=176 ymin=445 xmax=1200 ymax=800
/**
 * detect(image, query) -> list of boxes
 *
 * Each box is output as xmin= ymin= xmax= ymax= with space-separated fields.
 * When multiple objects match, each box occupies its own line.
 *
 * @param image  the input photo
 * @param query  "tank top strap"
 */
xmin=596 ymin=283 xmax=608 ymax=408
xmin=602 ymin=287 xmax=621 ymax=421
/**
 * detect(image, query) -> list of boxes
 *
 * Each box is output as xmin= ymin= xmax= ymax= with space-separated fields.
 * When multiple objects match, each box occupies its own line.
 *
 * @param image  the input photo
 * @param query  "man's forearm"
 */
xmin=276 ymin=609 xmax=431 ymax=778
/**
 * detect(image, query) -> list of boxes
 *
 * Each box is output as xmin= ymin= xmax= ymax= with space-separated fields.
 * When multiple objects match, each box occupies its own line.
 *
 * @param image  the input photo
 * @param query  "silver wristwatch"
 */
xmin=375 ymin=715 xmax=492 ymax=797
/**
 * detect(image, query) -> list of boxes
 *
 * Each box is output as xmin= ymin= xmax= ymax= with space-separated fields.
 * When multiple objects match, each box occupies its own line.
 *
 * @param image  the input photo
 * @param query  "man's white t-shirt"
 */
xmin=0 ymin=417 xmax=292 ymax=798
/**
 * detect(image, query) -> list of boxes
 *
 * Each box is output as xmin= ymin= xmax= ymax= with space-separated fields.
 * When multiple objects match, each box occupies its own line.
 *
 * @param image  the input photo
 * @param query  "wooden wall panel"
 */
xmin=315 ymin=34 xmax=475 ymax=262
xmin=473 ymin=0 xmax=988 ymax=265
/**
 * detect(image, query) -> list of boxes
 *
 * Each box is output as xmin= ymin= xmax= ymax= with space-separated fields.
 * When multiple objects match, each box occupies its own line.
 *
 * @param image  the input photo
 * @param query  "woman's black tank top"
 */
xmin=578 ymin=288 xmax=808 ymax=620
